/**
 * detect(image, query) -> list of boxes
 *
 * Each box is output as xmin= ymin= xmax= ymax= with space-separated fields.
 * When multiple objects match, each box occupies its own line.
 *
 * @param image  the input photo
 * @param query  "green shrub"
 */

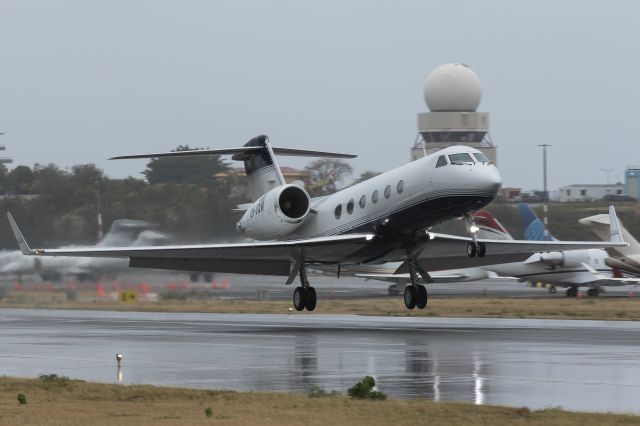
xmin=17 ymin=393 xmax=27 ymax=404
xmin=38 ymin=374 xmax=72 ymax=390
xmin=347 ymin=376 xmax=386 ymax=400
xmin=204 ymin=407 xmax=213 ymax=418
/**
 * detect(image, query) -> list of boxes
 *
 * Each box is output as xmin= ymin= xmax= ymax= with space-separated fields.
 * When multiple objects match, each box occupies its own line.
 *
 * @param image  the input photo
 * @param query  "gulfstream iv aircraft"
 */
xmin=7 ymin=135 xmax=629 ymax=311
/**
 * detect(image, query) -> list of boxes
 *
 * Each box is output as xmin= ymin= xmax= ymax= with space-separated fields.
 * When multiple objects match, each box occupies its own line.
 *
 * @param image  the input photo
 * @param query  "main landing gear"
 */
xmin=587 ymin=288 xmax=600 ymax=297
xmin=565 ymin=286 xmax=578 ymax=297
xmin=293 ymin=286 xmax=317 ymax=311
xmin=292 ymin=264 xmax=317 ymax=311
xmin=403 ymin=269 xmax=429 ymax=310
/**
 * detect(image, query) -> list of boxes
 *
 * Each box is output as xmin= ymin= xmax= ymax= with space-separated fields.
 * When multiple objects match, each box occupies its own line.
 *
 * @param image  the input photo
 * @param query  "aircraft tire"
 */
xmin=565 ymin=286 xmax=578 ymax=297
xmin=293 ymin=287 xmax=306 ymax=311
xmin=587 ymin=288 xmax=599 ymax=297
xmin=404 ymin=285 xmax=416 ymax=309
xmin=477 ymin=242 xmax=486 ymax=258
xmin=305 ymin=287 xmax=317 ymax=311
xmin=415 ymin=285 xmax=428 ymax=309
xmin=548 ymin=286 xmax=557 ymax=294
xmin=466 ymin=242 xmax=477 ymax=258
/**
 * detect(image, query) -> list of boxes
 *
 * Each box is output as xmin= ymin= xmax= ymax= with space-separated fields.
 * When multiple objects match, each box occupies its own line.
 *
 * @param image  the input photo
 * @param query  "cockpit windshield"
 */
xmin=448 ymin=153 xmax=475 ymax=165
xmin=472 ymin=152 xmax=490 ymax=163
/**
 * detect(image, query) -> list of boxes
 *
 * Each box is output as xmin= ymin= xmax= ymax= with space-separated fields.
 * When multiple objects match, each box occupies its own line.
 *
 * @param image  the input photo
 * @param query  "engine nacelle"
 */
xmin=539 ymin=251 xmax=590 ymax=268
xmin=236 ymin=184 xmax=310 ymax=240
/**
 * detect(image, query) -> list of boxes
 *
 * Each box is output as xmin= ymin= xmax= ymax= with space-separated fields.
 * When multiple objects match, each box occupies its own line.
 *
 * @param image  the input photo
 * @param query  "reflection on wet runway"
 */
xmin=1 ymin=309 xmax=639 ymax=414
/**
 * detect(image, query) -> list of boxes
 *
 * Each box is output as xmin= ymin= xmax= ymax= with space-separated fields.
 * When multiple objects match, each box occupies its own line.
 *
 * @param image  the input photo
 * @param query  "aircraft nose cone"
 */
xmin=481 ymin=166 xmax=502 ymax=195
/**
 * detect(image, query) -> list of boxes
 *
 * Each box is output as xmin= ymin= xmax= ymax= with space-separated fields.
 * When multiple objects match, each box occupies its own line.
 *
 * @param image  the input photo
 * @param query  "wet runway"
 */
xmin=2 ymin=309 xmax=640 ymax=413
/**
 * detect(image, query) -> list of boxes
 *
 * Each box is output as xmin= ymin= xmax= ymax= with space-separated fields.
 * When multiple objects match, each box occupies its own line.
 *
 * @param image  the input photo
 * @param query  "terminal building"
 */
xmin=556 ymin=183 xmax=625 ymax=202
xmin=411 ymin=63 xmax=497 ymax=164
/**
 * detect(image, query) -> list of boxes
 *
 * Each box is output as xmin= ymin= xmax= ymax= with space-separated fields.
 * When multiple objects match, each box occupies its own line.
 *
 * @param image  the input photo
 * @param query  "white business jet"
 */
xmin=6 ymin=135 xmax=628 ymax=311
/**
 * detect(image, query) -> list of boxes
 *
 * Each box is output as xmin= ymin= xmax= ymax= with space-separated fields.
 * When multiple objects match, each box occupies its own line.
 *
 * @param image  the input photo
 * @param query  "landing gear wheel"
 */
xmin=477 ymin=242 xmax=486 ymax=258
xmin=404 ymin=285 xmax=416 ymax=309
xmin=587 ymin=288 xmax=600 ymax=297
xmin=415 ymin=285 xmax=428 ymax=309
xmin=293 ymin=286 xmax=307 ymax=311
xmin=565 ymin=286 xmax=578 ymax=297
xmin=548 ymin=285 xmax=557 ymax=294
xmin=466 ymin=242 xmax=477 ymax=258
xmin=305 ymin=287 xmax=317 ymax=311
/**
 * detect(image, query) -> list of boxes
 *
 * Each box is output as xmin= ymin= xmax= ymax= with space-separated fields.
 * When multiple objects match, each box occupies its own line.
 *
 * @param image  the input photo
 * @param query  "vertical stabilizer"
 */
xmin=232 ymin=135 xmax=285 ymax=202
xmin=518 ymin=203 xmax=555 ymax=241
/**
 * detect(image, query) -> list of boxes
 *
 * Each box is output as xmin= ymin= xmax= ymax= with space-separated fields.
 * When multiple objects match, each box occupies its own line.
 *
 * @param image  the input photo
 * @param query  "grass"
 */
xmin=1 ymin=376 xmax=639 ymax=426
xmin=2 ymin=290 xmax=640 ymax=320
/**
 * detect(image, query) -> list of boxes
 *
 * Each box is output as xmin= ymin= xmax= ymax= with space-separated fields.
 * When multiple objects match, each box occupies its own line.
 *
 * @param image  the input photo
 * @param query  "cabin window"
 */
xmin=397 ymin=180 xmax=404 ymax=194
xmin=334 ymin=204 xmax=342 ymax=219
xmin=359 ymin=195 xmax=366 ymax=209
xmin=448 ymin=153 xmax=475 ymax=164
xmin=473 ymin=152 xmax=490 ymax=163
xmin=372 ymin=190 xmax=379 ymax=203
xmin=347 ymin=199 xmax=355 ymax=214
xmin=436 ymin=155 xmax=447 ymax=168
xmin=384 ymin=185 xmax=391 ymax=199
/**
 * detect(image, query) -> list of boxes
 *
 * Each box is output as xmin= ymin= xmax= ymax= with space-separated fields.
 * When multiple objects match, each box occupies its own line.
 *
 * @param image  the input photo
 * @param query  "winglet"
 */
xmin=608 ymin=205 xmax=625 ymax=244
xmin=7 ymin=212 xmax=32 ymax=255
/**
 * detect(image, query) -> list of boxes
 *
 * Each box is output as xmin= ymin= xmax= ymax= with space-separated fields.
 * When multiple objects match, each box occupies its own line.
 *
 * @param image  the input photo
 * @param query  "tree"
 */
xmin=304 ymin=159 xmax=353 ymax=196
xmin=351 ymin=170 xmax=381 ymax=186
xmin=142 ymin=145 xmax=229 ymax=184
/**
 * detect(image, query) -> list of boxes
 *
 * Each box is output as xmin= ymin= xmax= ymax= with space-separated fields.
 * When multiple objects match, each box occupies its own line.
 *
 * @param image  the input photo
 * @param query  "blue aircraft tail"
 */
xmin=518 ymin=203 xmax=555 ymax=241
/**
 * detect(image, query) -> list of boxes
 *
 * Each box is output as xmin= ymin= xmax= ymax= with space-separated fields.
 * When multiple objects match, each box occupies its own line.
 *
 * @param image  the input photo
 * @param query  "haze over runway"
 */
xmin=1 ymin=1 xmax=639 ymax=189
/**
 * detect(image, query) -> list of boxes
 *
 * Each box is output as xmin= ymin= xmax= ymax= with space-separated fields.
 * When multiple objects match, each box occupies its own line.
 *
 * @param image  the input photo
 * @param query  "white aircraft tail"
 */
xmin=579 ymin=208 xmax=638 ymax=257
xmin=111 ymin=134 xmax=356 ymax=203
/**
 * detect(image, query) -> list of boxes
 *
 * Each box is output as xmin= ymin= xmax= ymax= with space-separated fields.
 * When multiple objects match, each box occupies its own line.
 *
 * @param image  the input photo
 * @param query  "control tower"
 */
xmin=411 ymin=63 xmax=496 ymax=163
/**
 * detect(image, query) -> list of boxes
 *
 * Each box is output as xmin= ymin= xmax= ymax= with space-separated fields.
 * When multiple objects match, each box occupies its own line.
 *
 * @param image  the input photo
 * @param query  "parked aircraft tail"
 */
xmin=518 ymin=203 xmax=555 ymax=241
xmin=474 ymin=210 xmax=513 ymax=240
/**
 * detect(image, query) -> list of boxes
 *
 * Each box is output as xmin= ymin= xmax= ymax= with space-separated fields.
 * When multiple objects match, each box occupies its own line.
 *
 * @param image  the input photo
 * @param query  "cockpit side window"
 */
xmin=472 ymin=152 xmax=490 ymax=163
xmin=448 ymin=153 xmax=475 ymax=165
xmin=436 ymin=155 xmax=447 ymax=168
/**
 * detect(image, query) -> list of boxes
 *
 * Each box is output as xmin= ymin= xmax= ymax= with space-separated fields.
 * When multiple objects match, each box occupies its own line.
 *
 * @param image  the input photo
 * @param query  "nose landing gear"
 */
xmin=403 ymin=268 xmax=429 ymax=310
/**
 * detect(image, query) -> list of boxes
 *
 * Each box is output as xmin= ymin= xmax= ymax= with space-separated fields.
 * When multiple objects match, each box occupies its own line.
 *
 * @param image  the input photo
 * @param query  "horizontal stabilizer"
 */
xmin=111 ymin=147 xmax=356 ymax=160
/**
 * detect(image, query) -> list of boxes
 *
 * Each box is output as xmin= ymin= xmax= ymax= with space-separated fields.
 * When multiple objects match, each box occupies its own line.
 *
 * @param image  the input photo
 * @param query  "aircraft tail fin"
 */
xmin=518 ymin=203 xmax=555 ymax=241
xmin=474 ymin=210 xmax=513 ymax=240
xmin=111 ymin=135 xmax=356 ymax=202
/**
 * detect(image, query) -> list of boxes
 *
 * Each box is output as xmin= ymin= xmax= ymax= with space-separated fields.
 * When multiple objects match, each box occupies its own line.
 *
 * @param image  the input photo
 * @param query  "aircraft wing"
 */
xmin=414 ymin=206 xmax=627 ymax=271
xmin=355 ymin=270 xmax=488 ymax=284
xmin=7 ymin=212 xmax=374 ymax=276
xmin=581 ymin=262 xmax=640 ymax=285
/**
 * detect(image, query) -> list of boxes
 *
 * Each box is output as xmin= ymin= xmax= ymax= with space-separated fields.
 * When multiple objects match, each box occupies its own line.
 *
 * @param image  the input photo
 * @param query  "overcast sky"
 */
xmin=1 ymin=0 xmax=638 ymax=190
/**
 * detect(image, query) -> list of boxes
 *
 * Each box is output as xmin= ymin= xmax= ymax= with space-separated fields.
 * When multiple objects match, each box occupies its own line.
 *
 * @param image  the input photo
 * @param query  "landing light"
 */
xmin=469 ymin=225 xmax=480 ymax=234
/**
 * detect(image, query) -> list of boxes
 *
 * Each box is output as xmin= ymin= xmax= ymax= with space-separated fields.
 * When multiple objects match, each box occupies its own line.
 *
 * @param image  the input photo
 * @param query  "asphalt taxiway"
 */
xmin=1 ymin=308 xmax=639 ymax=414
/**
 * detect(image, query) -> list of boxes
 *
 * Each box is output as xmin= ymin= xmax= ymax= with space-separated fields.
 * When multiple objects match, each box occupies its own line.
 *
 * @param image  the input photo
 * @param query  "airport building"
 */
xmin=556 ymin=183 xmax=625 ymax=202
xmin=411 ymin=63 xmax=497 ymax=164
xmin=626 ymin=166 xmax=640 ymax=200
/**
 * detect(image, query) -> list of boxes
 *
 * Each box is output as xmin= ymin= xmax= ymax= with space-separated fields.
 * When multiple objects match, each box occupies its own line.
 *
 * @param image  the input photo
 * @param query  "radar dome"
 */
xmin=424 ymin=63 xmax=482 ymax=112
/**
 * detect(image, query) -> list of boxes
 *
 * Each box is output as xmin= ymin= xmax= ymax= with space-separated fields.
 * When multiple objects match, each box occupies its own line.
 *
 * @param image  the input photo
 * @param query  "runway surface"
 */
xmin=1 ymin=309 xmax=640 ymax=414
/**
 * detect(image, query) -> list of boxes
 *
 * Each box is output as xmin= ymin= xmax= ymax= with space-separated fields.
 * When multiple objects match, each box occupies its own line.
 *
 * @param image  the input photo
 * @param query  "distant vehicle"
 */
xmin=8 ymin=135 xmax=626 ymax=311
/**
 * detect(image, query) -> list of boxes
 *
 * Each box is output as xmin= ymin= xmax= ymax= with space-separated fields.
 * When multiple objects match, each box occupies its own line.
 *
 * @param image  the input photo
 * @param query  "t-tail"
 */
xmin=518 ymin=203 xmax=555 ymax=241
xmin=110 ymin=134 xmax=356 ymax=202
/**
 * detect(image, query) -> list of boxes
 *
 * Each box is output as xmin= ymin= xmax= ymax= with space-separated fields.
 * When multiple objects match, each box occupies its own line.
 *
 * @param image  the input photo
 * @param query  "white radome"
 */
xmin=424 ymin=63 xmax=482 ymax=112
